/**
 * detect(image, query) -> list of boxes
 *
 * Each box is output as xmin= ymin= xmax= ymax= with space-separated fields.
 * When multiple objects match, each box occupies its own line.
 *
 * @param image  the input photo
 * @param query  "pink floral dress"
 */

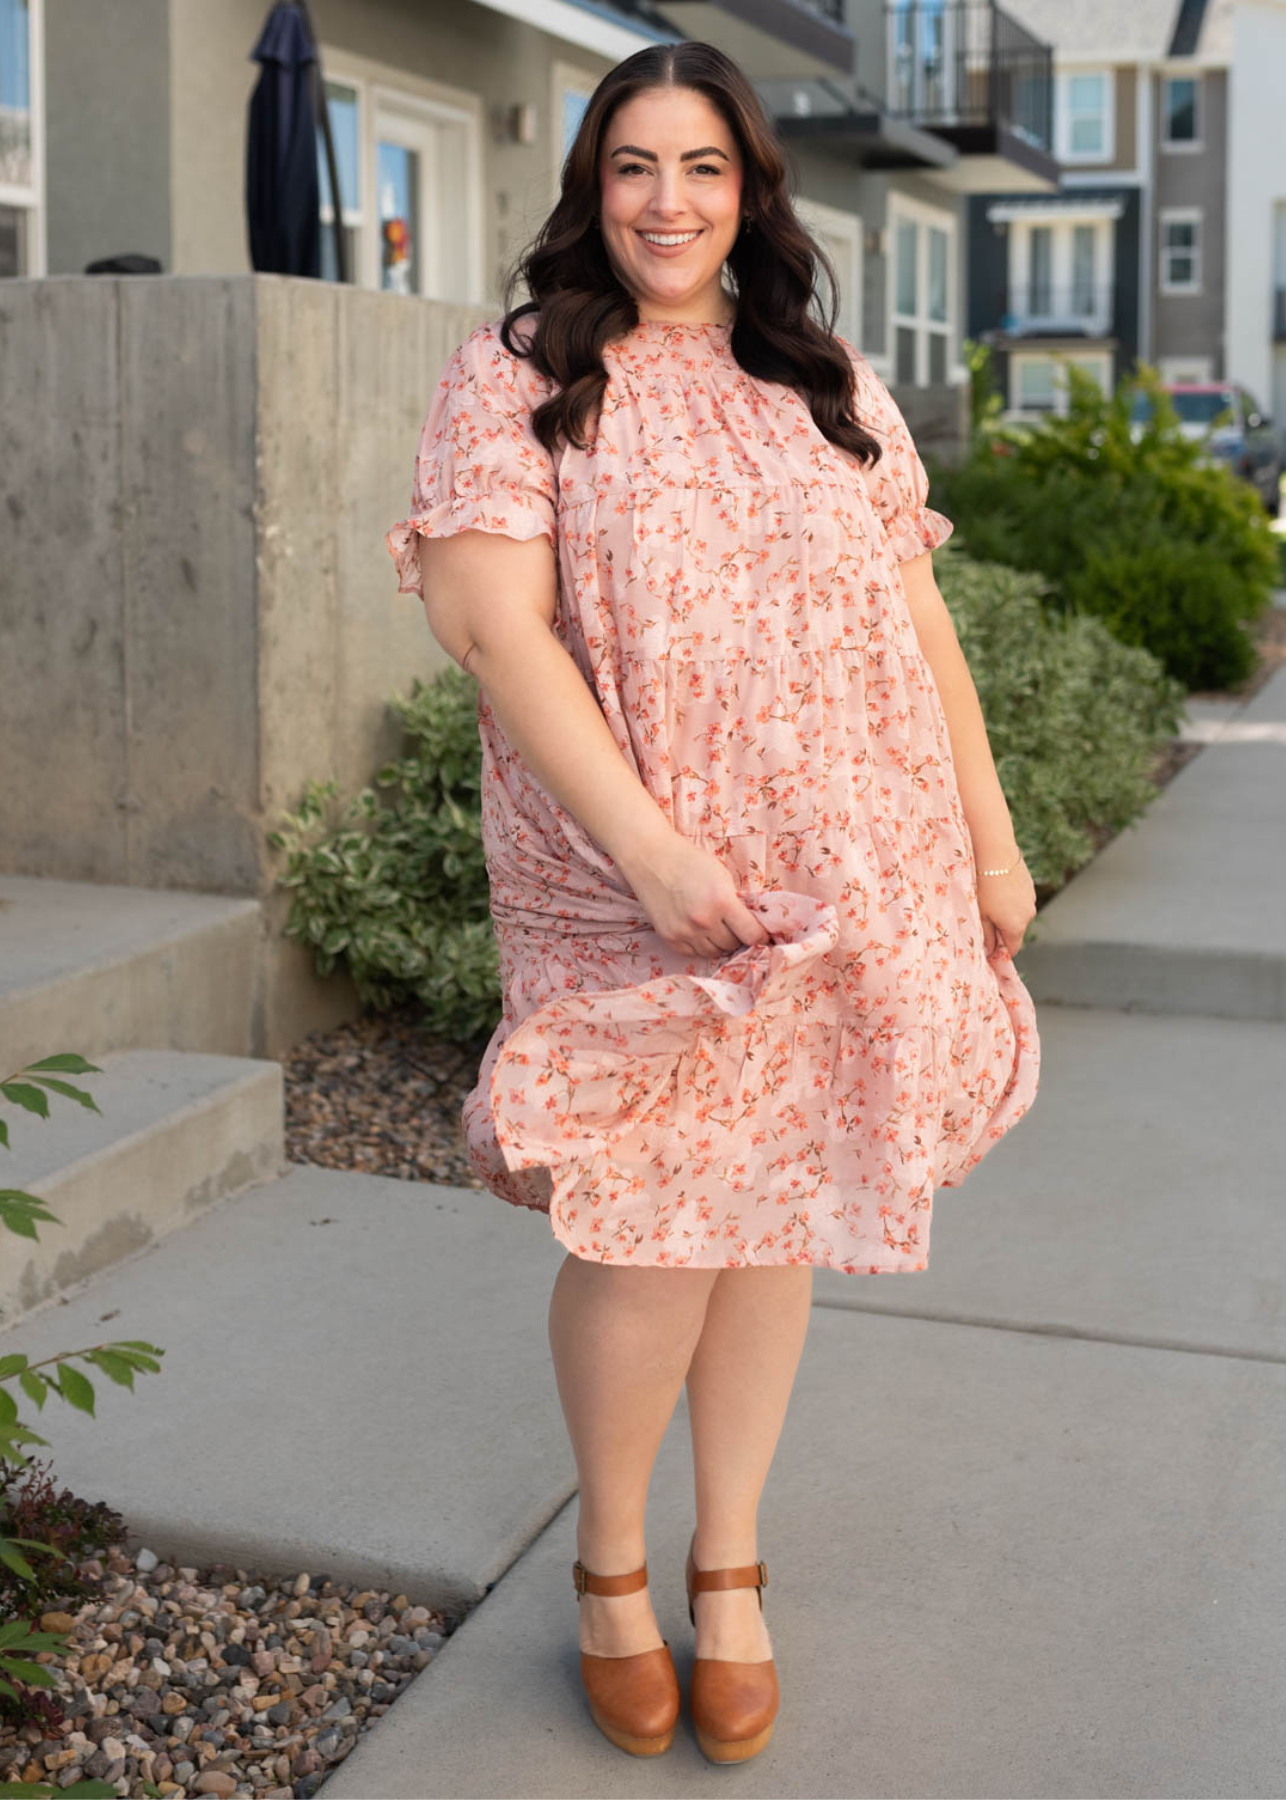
xmin=386 ymin=313 xmax=1040 ymax=1273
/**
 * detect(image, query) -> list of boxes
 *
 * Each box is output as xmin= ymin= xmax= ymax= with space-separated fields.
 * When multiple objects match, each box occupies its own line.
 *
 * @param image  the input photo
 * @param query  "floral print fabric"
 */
xmin=386 ymin=314 xmax=1040 ymax=1272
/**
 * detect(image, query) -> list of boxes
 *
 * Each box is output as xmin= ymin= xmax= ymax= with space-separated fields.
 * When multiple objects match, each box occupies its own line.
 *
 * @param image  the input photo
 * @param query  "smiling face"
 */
xmin=597 ymin=85 xmax=744 ymax=325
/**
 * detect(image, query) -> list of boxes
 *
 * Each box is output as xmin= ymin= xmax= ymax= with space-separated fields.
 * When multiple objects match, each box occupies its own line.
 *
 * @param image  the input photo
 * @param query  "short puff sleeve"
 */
xmin=845 ymin=345 xmax=954 ymax=564
xmin=386 ymin=319 xmax=558 ymax=600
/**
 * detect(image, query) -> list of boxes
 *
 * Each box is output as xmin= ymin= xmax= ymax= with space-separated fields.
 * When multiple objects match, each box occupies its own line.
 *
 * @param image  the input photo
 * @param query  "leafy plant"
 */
xmin=930 ymin=362 xmax=1280 ymax=691
xmin=933 ymin=547 xmax=1188 ymax=892
xmin=962 ymin=336 xmax=1004 ymax=435
xmin=0 ymin=1055 xmax=164 ymax=1759
xmin=268 ymin=664 xmax=502 ymax=1040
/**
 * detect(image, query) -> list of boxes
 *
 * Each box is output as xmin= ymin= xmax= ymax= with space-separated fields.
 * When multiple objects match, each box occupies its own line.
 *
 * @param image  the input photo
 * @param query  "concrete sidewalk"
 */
xmin=2 ymin=662 xmax=1283 ymax=1796
xmin=1013 ymin=660 xmax=1286 ymax=1021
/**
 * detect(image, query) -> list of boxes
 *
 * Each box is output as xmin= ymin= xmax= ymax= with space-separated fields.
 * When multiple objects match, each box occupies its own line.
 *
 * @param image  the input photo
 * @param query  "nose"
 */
xmin=649 ymin=170 xmax=690 ymax=218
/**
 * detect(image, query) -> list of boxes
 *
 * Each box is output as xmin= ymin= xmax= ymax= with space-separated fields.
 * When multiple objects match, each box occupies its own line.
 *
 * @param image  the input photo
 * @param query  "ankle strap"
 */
xmin=689 ymin=1560 xmax=768 ymax=1598
xmin=573 ymin=1558 xmax=649 ymax=1597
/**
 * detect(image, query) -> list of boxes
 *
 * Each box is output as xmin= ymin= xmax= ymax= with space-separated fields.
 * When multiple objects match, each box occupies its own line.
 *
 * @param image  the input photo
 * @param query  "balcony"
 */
xmin=643 ymin=0 xmax=855 ymax=79
xmin=883 ymin=1 xmax=1058 ymax=192
xmin=997 ymin=281 xmax=1116 ymax=340
xmin=758 ymin=74 xmax=961 ymax=174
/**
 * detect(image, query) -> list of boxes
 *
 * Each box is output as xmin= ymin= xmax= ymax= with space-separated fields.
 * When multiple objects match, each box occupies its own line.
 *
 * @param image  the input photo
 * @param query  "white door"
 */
xmin=372 ymin=90 xmax=481 ymax=303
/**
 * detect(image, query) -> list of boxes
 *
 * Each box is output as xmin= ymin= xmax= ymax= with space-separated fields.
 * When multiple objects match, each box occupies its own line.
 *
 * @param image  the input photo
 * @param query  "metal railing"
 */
xmin=884 ymin=1 xmax=1053 ymax=152
xmin=999 ymin=281 xmax=1115 ymax=334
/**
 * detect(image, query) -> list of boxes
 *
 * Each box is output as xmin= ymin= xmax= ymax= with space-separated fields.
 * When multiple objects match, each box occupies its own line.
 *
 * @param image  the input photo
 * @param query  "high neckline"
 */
xmin=625 ymin=316 xmax=734 ymax=334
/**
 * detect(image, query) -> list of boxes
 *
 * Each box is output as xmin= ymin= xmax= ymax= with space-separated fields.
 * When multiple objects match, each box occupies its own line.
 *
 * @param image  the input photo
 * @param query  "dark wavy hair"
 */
xmin=496 ymin=40 xmax=883 ymax=466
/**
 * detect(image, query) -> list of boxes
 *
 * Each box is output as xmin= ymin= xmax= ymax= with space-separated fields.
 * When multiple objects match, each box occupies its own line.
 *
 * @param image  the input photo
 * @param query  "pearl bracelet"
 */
xmin=978 ymin=849 xmax=1024 ymax=877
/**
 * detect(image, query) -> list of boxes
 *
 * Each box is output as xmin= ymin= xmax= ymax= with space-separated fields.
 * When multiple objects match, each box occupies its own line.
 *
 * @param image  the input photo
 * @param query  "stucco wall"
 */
xmin=43 ymin=0 xmax=172 ymax=273
xmin=169 ymin=0 xmax=597 ymax=286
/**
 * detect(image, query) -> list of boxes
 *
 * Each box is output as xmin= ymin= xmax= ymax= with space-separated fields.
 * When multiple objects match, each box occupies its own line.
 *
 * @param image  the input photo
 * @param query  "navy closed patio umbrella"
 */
xmin=246 ymin=0 xmax=346 ymax=279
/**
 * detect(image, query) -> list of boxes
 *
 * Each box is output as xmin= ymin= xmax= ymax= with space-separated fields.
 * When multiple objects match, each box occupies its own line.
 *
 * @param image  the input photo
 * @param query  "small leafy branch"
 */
xmin=0 ymin=1055 xmax=165 ymax=1789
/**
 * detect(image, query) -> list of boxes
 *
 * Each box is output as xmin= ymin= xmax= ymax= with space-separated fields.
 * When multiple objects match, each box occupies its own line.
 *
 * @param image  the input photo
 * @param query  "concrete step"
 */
xmin=1 ymin=1047 xmax=284 ymax=1327
xmin=0 ymin=1163 xmax=572 ymax=1615
xmin=0 ymin=872 xmax=262 ymax=1073
xmin=1015 ymin=663 xmax=1286 ymax=1021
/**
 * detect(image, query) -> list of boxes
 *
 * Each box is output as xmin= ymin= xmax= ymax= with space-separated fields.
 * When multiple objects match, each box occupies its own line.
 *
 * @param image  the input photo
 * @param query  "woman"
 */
xmin=386 ymin=40 xmax=1040 ymax=1767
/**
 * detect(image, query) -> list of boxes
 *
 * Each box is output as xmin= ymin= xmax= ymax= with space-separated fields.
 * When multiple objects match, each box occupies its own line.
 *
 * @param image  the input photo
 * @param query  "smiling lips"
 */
xmin=636 ymin=227 xmax=703 ymax=254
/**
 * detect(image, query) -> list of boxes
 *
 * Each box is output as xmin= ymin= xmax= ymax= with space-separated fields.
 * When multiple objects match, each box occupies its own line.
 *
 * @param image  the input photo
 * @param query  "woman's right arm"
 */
xmin=418 ymin=530 xmax=768 ymax=959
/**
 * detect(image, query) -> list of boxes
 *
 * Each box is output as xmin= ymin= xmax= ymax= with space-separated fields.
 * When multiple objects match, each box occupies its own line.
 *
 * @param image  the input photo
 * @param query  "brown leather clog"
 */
xmin=685 ymin=1529 xmax=780 ymax=1763
xmin=573 ymin=1558 xmax=680 ymax=1756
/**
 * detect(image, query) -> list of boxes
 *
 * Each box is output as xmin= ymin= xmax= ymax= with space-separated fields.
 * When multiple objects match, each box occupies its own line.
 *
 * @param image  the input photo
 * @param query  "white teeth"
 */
xmin=640 ymin=230 xmax=700 ymax=246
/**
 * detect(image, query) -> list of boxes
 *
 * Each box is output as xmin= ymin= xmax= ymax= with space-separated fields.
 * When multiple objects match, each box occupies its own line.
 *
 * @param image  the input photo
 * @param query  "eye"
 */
xmin=616 ymin=161 xmax=648 ymax=176
xmin=693 ymin=162 xmax=724 ymax=176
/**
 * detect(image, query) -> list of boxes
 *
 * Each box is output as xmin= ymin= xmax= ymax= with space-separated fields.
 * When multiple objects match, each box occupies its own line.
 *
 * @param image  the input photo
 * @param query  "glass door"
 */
xmin=376 ymin=109 xmax=439 ymax=298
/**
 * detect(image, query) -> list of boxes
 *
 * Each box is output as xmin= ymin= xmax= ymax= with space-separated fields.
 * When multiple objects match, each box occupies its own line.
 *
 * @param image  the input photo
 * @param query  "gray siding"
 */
xmin=1152 ymin=67 xmax=1227 ymax=375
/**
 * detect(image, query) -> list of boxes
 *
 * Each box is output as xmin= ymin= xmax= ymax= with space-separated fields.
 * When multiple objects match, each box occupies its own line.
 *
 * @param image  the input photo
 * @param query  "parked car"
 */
xmin=1131 ymin=382 xmax=1283 ymax=513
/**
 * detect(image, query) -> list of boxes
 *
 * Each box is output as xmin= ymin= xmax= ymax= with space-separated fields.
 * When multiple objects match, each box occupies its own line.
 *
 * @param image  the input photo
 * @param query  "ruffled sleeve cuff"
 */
xmin=882 ymin=503 xmax=955 ymax=566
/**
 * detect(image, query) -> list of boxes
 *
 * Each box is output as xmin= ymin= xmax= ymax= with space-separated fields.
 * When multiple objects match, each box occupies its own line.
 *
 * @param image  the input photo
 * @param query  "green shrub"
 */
xmin=934 ymin=548 xmax=1188 ymax=891
xmin=931 ymin=365 xmax=1280 ymax=691
xmin=272 ymin=554 xmax=1186 ymax=1027
xmin=267 ymin=667 xmax=499 ymax=1041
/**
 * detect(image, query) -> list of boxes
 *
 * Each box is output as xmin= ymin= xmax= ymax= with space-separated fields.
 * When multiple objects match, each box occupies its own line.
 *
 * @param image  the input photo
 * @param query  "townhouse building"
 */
xmin=965 ymin=0 xmax=1284 ymax=431
xmin=3 ymin=0 xmax=1057 ymax=423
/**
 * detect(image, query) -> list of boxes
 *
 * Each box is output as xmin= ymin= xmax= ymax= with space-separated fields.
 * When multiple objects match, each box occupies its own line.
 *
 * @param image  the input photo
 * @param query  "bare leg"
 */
xmin=684 ymin=1264 xmax=814 ymax=1661
xmin=548 ymin=1251 xmax=720 ymax=1656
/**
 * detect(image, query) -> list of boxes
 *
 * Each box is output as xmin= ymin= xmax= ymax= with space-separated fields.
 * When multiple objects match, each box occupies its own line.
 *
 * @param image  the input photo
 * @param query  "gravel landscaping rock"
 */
xmin=282 ymin=1003 xmax=490 ymax=1188
xmin=0 ymin=1543 xmax=453 ymax=1798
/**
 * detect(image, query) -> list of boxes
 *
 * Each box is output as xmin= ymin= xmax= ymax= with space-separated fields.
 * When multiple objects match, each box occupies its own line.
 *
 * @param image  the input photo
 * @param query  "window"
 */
xmin=313 ymin=63 xmax=482 ymax=302
xmin=0 ymin=0 xmax=42 ymax=277
xmin=317 ymin=80 xmax=362 ymax=284
xmin=997 ymin=208 xmax=1115 ymax=334
xmin=1071 ymin=224 xmax=1097 ymax=315
xmin=1161 ymin=74 xmax=1200 ymax=147
xmin=795 ymin=197 xmax=863 ymax=347
xmin=1058 ymin=70 xmax=1113 ymax=162
xmin=1159 ymin=209 xmax=1201 ymax=292
xmin=1010 ymin=350 xmax=1111 ymax=417
xmin=890 ymin=196 xmax=955 ymax=386
xmin=1028 ymin=226 xmax=1052 ymax=314
xmin=552 ymin=62 xmax=598 ymax=169
xmin=1157 ymin=355 xmax=1213 ymax=384
xmin=889 ymin=0 xmax=954 ymax=121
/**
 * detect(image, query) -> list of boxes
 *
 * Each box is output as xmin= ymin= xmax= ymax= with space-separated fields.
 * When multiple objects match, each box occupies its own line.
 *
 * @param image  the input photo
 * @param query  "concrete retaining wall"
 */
xmin=0 ymin=272 xmax=964 ymax=1050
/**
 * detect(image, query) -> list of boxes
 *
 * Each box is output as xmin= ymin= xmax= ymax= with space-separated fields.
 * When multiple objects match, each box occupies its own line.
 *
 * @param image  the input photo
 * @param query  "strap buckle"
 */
xmin=573 ymin=1560 xmax=588 ymax=1596
xmin=757 ymin=1560 xmax=768 ymax=1589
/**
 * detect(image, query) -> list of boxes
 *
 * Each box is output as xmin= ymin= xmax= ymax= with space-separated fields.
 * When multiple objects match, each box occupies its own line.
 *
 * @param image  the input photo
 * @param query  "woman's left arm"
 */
xmin=899 ymin=550 xmax=1036 ymax=959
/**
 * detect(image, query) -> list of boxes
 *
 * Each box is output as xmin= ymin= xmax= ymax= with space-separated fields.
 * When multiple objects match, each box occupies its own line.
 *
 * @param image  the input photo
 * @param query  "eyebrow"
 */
xmin=608 ymin=144 xmax=730 ymax=162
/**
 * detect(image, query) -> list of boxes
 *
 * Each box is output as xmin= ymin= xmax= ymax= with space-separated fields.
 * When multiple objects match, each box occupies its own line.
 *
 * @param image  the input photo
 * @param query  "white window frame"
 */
xmin=1056 ymin=67 xmax=1114 ymax=165
xmin=1159 ymin=206 xmax=1202 ymax=294
xmin=1158 ymin=355 xmax=1213 ymax=384
xmin=1008 ymin=348 xmax=1112 ymax=418
xmin=795 ymin=196 xmax=863 ymax=348
xmin=888 ymin=191 xmax=957 ymax=388
xmin=1160 ymin=71 xmax=1202 ymax=152
xmin=1005 ymin=212 xmax=1114 ymax=335
xmin=550 ymin=60 xmax=599 ymax=194
xmin=313 ymin=50 xmax=485 ymax=304
xmin=0 ymin=0 xmax=46 ymax=276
